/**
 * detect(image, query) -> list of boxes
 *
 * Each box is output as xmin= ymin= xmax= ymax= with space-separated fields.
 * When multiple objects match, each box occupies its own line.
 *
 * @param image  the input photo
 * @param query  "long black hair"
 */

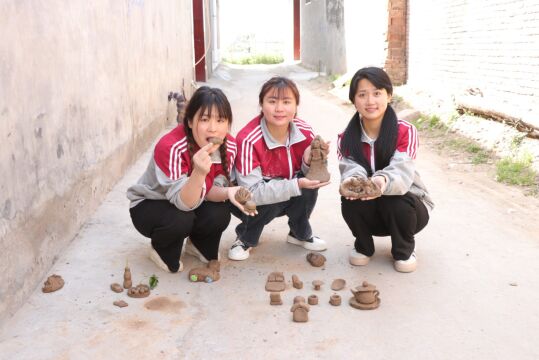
xmin=183 ymin=86 xmax=233 ymax=180
xmin=340 ymin=67 xmax=398 ymax=176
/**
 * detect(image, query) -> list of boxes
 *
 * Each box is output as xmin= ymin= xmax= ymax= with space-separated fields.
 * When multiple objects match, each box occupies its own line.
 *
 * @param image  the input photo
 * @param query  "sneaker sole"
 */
xmin=286 ymin=236 xmax=327 ymax=251
xmin=394 ymin=261 xmax=416 ymax=273
xmin=227 ymin=250 xmax=250 ymax=261
xmin=349 ymin=257 xmax=370 ymax=266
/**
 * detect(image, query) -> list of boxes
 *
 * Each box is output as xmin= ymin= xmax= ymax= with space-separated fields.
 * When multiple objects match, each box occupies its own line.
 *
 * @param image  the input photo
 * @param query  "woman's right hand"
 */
xmin=298 ymin=177 xmax=330 ymax=190
xmin=192 ymin=143 xmax=220 ymax=176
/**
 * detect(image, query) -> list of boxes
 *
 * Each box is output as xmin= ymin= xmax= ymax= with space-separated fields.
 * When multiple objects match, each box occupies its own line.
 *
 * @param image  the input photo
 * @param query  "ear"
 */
xmin=387 ymin=94 xmax=392 ymax=104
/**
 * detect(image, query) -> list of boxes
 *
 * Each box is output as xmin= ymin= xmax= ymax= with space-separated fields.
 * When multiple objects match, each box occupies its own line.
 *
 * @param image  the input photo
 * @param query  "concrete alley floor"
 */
xmin=1 ymin=64 xmax=539 ymax=359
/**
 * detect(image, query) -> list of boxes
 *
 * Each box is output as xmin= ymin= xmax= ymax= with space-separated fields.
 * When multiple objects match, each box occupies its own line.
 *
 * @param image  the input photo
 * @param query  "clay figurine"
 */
xmin=42 ymin=274 xmax=64 ymax=293
xmin=127 ymin=284 xmax=151 ymax=298
xmin=113 ymin=300 xmax=128 ymax=308
xmin=123 ymin=263 xmax=132 ymax=289
xmin=339 ymin=176 xmax=382 ymax=199
xmin=306 ymin=252 xmax=326 ymax=267
xmin=290 ymin=298 xmax=310 ymax=323
xmin=270 ymin=292 xmax=283 ymax=305
xmin=293 ymin=296 xmax=306 ymax=304
xmin=234 ymin=187 xmax=257 ymax=215
xmin=349 ymin=281 xmax=381 ymax=310
xmin=189 ymin=260 xmax=220 ymax=283
xmin=312 ymin=280 xmax=324 ymax=291
xmin=110 ymin=283 xmax=123 ymax=293
xmin=331 ymin=278 xmax=346 ymax=291
xmin=265 ymin=272 xmax=286 ymax=292
xmin=208 ymin=137 xmax=223 ymax=145
xmin=308 ymin=294 xmax=318 ymax=305
xmin=305 ymin=135 xmax=330 ymax=182
xmin=292 ymin=274 xmax=303 ymax=289
xmin=329 ymin=294 xmax=342 ymax=306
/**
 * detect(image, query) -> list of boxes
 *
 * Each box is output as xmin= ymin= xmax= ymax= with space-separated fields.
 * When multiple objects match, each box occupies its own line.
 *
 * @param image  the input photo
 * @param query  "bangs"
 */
xmin=198 ymin=92 xmax=232 ymax=121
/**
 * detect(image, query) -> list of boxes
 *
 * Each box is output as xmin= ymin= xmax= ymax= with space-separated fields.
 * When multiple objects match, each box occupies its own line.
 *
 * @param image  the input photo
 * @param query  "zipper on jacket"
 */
xmin=286 ymin=145 xmax=293 ymax=179
xmin=369 ymin=143 xmax=375 ymax=171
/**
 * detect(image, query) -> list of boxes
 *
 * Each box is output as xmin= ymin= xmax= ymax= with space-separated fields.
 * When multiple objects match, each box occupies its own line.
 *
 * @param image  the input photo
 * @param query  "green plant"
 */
xmin=495 ymin=155 xmax=537 ymax=186
xmin=223 ymin=53 xmax=284 ymax=65
xmin=149 ymin=274 xmax=159 ymax=289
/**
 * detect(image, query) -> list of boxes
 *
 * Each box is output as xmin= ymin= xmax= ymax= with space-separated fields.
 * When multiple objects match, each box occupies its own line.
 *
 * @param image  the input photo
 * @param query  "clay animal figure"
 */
xmin=42 ymin=274 xmax=64 ymax=293
xmin=265 ymin=272 xmax=286 ymax=292
xmin=292 ymin=274 xmax=303 ymax=289
xmin=123 ymin=264 xmax=132 ymax=289
xmin=234 ymin=187 xmax=257 ymax=216
xmin=305 ymin=135 xmax=330 ymax=182
xmin=270 ymin=292 xmax=283 ymax=305
xmin=127 ymin=284 xmax=151 ymax=298
xmin=189 ymin=260 xmax=221 ymax=283
xmin=290 ymin=299 xmax=310 ymax=323
xmin=339 ymin=176 xmax=382 ymax=199
xmin=306 ymin=252 xmax=326 ymax=267
xmin=110 ymin=283 xmax=123 ymax=293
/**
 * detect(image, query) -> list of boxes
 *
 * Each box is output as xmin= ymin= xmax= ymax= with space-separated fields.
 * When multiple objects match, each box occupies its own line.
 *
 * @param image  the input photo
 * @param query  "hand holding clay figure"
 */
xmin=361 ymin=176 xmax=386 ymax=201
xmin=339 ymin=176 xmax=383 ymax=200
xmin=228 ymin=186 xmax=258 ymax=216
xmin=298 ymin=177 xmax=330 ymax=190
xmin=192 ymin=142 xmax=220 ymax=176
xmin=303 ymin=138 xmax=330 ymax=166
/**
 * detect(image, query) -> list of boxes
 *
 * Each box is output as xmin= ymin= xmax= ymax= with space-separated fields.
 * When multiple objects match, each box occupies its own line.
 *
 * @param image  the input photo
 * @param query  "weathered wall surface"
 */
xmin=408 ymin=0 xmax=539 ymax=127
xmin=301 ymin=0 xmax=347 ymax=75
xmin=0 ymin=0 xmax=194 ymax=322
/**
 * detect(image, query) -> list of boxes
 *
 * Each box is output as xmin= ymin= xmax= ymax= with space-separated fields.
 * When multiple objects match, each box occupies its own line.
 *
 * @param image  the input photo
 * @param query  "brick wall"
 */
xmin=407 ymin=0 xmax=539 ymax=126
xmin=385 ymin=0 xmax=407 ymax=85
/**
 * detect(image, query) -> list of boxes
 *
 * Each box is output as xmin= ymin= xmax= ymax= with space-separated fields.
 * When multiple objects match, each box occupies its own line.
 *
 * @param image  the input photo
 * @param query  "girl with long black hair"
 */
xmin=338 ymin=67 xmax=433 ymax=273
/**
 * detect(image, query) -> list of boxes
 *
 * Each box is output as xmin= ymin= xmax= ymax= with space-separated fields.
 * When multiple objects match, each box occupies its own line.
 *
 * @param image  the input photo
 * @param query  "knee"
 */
xmin=378 ymin=196 xmax=415 ymax=217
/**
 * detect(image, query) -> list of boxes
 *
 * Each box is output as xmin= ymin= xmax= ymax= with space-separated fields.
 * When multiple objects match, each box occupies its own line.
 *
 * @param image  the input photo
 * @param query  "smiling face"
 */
xmin=188 ymin=106 xmax=230 ymax=148
xmin=261 ymin=87 xmax=298 ymax=130
xmin=353 ymin=78 xmax=392 ymax=125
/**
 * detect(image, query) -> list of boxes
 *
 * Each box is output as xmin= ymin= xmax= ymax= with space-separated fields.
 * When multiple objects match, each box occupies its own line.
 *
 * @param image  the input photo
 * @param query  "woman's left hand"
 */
xmin=228 ymin=186 xmax=258 ymax=216
xmin=360 ymin=176 xmax=386 ymax=201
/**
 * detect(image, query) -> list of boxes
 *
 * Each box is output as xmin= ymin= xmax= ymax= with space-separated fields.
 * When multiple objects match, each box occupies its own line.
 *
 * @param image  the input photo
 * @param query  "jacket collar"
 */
xmin=261 ymin=116 xmax=306 ymax=149
xmin=360 ymin=118 xmax=376 ymax=145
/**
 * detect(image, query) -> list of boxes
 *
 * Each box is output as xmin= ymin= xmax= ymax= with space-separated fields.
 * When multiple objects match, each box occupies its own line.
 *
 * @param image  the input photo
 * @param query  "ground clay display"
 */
xmin=329 ymin=294 xmax=342 ymax=306
xmin=208 ymin=137 xmax=223 ymax=145
xmin=110 ymin=283 xmax=123 ymax=293
xmin=189 ymin=260 xmax=220 ymax=283
xmin=113 ymin=300 xmax=128 ymax=308
xmin=270 ymin=292 xmax=283 ymax=305
xmin=305 ymin=135 xmax=330 ymax=182
xmin=306 ymin=252 xmax=326 ymax=267
xmin=42 ymin=275 xmax=64 ymax=293
xmin=123 ymin=265 xmax=132 ymax=289
xmin=312 ymin=280 xmax=324 ymax=291
xmin=349 ymin=281 xmax=381 ymax=310
xmin=292 ymin=274 xmax=303 ymax=289
xmin=265 ymin=272 xmax=286 ymax=292
xmin=290 ymin=298 xmax=310 ymax=323
xmin=234 ymin=187 xmax=257 ymax=215
xmin=127 ymin=284 xmax=151 ymax=298
xmin=331 ymin=278 xmax=346 ymax=291
xmin=339 ymin=176 xmax=382 ymax=199
xmin=308 ymin=295 xmax=318 ymax=305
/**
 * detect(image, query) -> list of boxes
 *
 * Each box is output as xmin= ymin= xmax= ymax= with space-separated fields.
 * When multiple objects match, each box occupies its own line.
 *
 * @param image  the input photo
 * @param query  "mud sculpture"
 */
xmin=208 ymin=137 xmax=223 ymax=145
xmin=290 ymin=297 xmax=310 ymax=323
xmin=349 ymin=281 xmax=381 ymax=310
xmin=331 ymin=278 xmax=346 ymax=291
xmin=265 ymin=272 xmax=286 ymax=292
xmin=270 ymin=292 xmax=283 ymax=305
xmin=113 ymin=300 xmax=128 ymax=308
xmin=312 ymin=280 xmax=324 ymax=291
xmin=127 ymin=284 xmax=151 ymax=298
xmin=305 ymin=135 xmax=330 ymax=182
xmin=42 ymin=275 xmax=64 ymax=293
xmin=234 ymin=187 xmax=257 ymax=216
xmin=292 ymin=274 xmax=303 ymax=289
xmin=123 ymin=264 xmax=132 ymax=289
xmin=329 ymin=294 xmax=342 ymax=306
xmin=189 ymin=260 xmax=221 ymax=283
xmin=306 ymin=252 xmax=326 ymax=267
xmin=308 ymin=294 xmax=318 ymax=305
xmin=339 ymin=176 xmax=382 ymax=199
xmin=110 ymin=283 xmax=123 ymax=293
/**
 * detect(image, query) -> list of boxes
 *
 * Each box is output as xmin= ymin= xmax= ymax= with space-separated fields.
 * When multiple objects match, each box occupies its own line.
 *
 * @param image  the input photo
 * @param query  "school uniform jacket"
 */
xmin=127 ymin=124 xmax=237 ymax=211
xmin=337 ymin=119 xmax=434 ymax=210
xmin=234 ymin=115 xmax=315 ymax=205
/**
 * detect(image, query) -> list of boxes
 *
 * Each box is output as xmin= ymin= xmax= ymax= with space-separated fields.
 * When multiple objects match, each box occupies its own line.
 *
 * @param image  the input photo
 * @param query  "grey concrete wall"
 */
xmin=0 ymin=0 xmax=194 ymax=322
xmin=301 ymin=0 xmax=347 ymax=75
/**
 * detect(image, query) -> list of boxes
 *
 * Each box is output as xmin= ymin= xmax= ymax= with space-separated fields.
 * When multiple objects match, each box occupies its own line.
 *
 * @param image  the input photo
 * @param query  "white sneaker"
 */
xmin=149 ymin=247 xmax=183 ymax=273
xmin=394 ymin=252 xmax=417 ymax=273
xmin=184 ymin=238 xmax=209 ymax=263
xmin=228 ymin=239 xmax=251 ymax=261
xmin=349 ymin=249 xmax=370 ymax=266
xmin=286 ymin=234 xmax=327 ymax=251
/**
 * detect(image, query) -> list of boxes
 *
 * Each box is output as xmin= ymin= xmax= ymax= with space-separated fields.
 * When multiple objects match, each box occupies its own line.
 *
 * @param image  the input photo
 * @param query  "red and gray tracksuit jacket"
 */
xmin=337 ymin=119 xmax=434 ymax=210
xmin=127 ymin=124 xmax=237 ymax=210
xmin=234 ymin=115 xmax=315 ymax=205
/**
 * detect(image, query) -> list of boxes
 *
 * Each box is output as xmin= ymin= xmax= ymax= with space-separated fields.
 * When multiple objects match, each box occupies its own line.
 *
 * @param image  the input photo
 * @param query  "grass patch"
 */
xmin=496 ymin=155 xmax=537 ymax=186
xmin=413 ymin=114 xmax=447 ymax=131
xmin=223 ymin=54 xmax=283 ymax=65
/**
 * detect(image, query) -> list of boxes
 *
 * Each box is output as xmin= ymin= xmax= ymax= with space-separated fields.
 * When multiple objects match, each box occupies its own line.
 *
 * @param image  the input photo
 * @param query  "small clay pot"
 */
xmin=329 ymin=294 xmax=342 ymax=306
xmin=312 ymin=280 xmax=324 ymax=291
xmin=308 ymin=294 xmax=318 ymax=305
